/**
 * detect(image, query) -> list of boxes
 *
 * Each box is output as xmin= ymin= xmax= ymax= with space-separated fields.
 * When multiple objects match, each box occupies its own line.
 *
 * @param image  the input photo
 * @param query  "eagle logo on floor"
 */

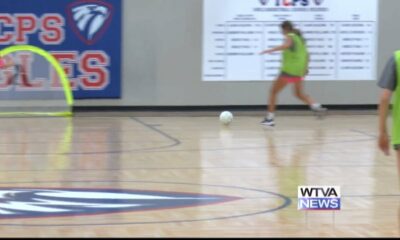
xmin=0 ymin=188 xmax=238 ymax=219
xmin=67 ymin=0 xmax=114 ymax=45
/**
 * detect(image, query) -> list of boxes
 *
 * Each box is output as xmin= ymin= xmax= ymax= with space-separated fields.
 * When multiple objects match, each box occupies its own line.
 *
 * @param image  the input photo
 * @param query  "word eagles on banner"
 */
xmin=0 ymin=0 xmax=122 ymax=99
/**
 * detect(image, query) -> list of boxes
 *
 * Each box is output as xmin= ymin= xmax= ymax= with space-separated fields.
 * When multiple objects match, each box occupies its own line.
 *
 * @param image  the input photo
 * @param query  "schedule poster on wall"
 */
xmin=203 ymin=0 xmax=378 ymax=81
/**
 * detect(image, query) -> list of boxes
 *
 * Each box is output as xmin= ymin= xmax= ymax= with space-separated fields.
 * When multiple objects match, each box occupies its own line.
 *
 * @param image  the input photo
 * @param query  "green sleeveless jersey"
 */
xmin=281 ymin=33 xmax=308 ymax=77
xmin=392 ymin=51 xmax=400 ymax=145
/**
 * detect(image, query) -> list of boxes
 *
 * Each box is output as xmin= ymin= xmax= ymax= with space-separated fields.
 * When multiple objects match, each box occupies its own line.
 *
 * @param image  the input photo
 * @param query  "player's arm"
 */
xmin=378 ymin=56 xmax=396 ymax=156
xmin=260 ymin=35 xmax=293 ymax=55
xmin=378 ymin=89 xmax=392 ymax=156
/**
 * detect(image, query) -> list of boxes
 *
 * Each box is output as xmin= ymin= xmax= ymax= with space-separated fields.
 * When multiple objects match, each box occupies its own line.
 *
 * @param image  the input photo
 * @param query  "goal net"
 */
xmin=0 ymin=45 xmax=74 ymax=117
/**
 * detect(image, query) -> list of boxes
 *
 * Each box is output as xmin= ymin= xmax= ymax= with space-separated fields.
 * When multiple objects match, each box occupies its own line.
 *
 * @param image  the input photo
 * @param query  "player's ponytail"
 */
xmin=293 ymin=28 xmax=305 ymax=42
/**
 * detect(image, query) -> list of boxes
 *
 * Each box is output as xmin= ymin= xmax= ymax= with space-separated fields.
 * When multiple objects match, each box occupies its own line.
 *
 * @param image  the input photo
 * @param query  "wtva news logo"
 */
xmin=298 ymin=186 xmax=341 ymax=211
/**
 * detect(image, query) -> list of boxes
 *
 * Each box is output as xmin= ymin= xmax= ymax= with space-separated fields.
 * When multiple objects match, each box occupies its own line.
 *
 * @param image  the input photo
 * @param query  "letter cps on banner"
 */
xmin=298 ymin=186 xmax=341 ymax=211
xmin=0 ymin=0 xmax=122 ymax=99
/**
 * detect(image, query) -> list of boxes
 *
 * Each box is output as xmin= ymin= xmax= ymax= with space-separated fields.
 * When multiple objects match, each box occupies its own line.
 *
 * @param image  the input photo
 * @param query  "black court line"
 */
xmin=0 ymin=136 xmax=377 ymax=156
xmin=350 ymin=129 xmax=378 ymax=138
xmin=0 ymin=118 xmax=382 ymax=156
xmin=0 ymin=180 xmax=291 ymax=227
xmin=130 ymin=117 xmax=181 ymax=148
xmin=0 ymin=163 xmax=396 ymax=173
xmin=0 ymin=117 xmax=182 ymax=155
xmin=115 ymin=137 xmax=376 ymax=154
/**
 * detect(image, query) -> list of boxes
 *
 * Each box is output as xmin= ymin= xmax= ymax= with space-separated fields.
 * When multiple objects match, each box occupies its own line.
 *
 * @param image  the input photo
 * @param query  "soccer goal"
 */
xmin=0 ymin=45 xmax=74 ymax=117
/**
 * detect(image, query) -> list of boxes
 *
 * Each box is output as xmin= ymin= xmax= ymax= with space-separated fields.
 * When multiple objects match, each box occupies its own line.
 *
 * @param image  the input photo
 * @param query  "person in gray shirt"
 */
xmin=378 ymin=56 xmax=396 ymax=92
xmin=378 ymin=54 xmax=400 ymax=178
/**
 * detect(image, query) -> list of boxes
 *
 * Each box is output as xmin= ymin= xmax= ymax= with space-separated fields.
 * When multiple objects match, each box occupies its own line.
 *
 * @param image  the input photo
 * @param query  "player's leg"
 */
xmin=293 ymin=80 xmax=326 ymax=112
xmin=261 ymin=76 xmax=288 ymax=126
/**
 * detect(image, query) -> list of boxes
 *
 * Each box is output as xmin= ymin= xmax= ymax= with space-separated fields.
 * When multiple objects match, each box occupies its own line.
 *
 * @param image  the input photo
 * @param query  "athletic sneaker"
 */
xmin=311 ymin=104 xmax=327 ymax=113
xmin=261 ymin=118 xmax=275 ymax=127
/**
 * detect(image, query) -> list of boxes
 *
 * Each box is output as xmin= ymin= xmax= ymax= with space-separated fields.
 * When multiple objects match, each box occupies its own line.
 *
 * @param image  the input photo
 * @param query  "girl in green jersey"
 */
xmin=260 ymin=21 xmax=327 ymax=127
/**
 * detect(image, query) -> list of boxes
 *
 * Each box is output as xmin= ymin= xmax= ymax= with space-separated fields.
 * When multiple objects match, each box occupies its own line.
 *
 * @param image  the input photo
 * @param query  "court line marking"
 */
xmin=350 ymin=129 xmax=378 ymax=138
xmin=0 ymin=117 xmax=182 ymax=155
xmin=0 ymin=119 xmax=387 ymax=160
xmin=0 ymin=137 xmax=376 ymax=156
xmin=130 ymin=117 xmax=181 ymax=148
xmin=0 ymin=163 xmax=396 ymax=173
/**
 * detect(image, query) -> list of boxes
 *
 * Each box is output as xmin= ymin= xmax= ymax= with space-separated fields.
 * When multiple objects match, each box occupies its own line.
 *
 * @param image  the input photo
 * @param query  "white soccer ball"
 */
xmin=219 ymin=111 xmax=233 ymax=125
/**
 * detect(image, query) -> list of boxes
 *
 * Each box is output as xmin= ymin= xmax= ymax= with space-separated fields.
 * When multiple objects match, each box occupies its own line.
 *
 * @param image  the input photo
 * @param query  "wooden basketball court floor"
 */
xmin=0 ymin=111 xmax=398 ymax=238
